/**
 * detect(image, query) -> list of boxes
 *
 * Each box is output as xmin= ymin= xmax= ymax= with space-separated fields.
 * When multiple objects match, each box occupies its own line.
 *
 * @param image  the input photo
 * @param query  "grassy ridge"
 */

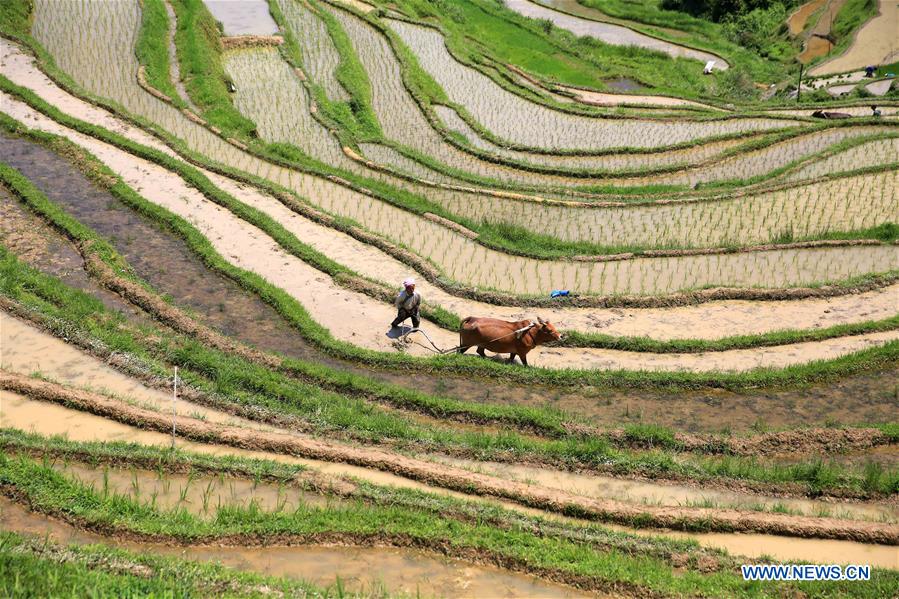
xmin=2 ymin=242 xmax=898 ymax=497
xmin=0 ymin=120 xmax=896 ymax=392
xmin=3 ymin=451 xmax=898 ymax=597
xmin=6 ymin=107 xmax=897 ymax=360
xmin=134 ymin=0 xmax=185 ymax=108
xmin=168 ymin=0 xmax=257 ymax=137
xmin=0 ymin=531 xmax=343 ymax=598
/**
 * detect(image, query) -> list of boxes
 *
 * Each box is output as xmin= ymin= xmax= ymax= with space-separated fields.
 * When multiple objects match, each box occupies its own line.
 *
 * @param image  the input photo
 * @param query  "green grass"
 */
xmin=827 ymin=0 xmax=879 ymax=58
xmin=1 ymin=116 xmax=897 ymax=392
xmin=4 ymin=451 xmax=898 ymax=598
xmin=134 ymin=0 xmax=186 ymax=108
xmin=546 ymin=0 xmax=789 ymax=81
xmin=390 ymin=0 xmax=721 ymax=98
xmin=168 ymin=0 xmax=257 ymax=138
xmin=0 ymin=531 xmax=365 ymax=598
xmin=2 ymin=242 xmax=898 ymax=498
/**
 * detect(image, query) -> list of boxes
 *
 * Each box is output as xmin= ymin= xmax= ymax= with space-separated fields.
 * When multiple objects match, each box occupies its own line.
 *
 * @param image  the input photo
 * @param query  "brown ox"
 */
xmin=457 ymin=316 xmax=561 ymax=366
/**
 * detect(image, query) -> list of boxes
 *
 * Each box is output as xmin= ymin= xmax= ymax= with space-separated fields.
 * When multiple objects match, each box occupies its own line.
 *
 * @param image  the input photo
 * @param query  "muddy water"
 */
xmin=1 ymin=149 xmax=897 ymax=430
xmin=0 ymin=187 xmax=145 ymax=319
xmin=4 ymin=396 xmax=899 ymax=569
xmin=788 ymin=0 xmax=827 ymax=35
xmin=433 ymin=456 xmax=899 ymax=523
xmin=1 ymin=313 xmax=280 ymax=433
xmin=202 ymin=0 xmax=278 ymax=36
xmin=0 ymin=132 xmax=321 ymax=362
xmin=4 ymin=34 xmax=898 ymax=426
xmin=810 ymin=0 xmax=898 ymax=75
xmin=800 ymin=35 xmax=835 ymax=64
xmin=507 ymin=0 xmax=725 ymax=66
xmin=0 ymin=498 xmax=591 ymax=598
xmin=52 ymin=461 xmax=330 ymax=516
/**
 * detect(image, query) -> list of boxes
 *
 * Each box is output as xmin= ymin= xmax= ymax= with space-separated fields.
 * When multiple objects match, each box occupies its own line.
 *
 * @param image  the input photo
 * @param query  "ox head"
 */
xmin=534 ymin=317 xmax=562 ymax=345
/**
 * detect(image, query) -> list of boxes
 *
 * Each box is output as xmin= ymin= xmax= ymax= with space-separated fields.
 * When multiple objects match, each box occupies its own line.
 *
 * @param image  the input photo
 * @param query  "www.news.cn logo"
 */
xmin=741 ymin=564 xmax=871 ymax=581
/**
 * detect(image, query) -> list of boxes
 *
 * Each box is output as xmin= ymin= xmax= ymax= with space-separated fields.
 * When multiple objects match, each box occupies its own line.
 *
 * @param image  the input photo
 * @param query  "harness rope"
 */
xmin=400 ymin=322 xmax=536 ymax=355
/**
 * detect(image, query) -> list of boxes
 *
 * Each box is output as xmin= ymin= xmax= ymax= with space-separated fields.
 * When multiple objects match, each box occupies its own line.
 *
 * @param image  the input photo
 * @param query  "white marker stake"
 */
xmin=172 ymin=366 xmax=178 ymax=449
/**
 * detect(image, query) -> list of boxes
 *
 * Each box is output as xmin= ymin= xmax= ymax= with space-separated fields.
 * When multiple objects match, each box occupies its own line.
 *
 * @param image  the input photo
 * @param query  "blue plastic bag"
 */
xmin=550 ymin=290 xmax=570 ymax=298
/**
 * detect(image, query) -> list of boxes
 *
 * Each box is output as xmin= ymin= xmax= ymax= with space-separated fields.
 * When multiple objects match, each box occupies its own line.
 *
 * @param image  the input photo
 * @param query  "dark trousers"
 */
xmin=392 ymin=308 xmax=420 ymax=328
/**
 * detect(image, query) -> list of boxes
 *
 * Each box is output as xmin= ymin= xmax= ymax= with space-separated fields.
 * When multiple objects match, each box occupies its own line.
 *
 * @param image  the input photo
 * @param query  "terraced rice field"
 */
xmin=1 ymin=0 xmax=897 ymax=596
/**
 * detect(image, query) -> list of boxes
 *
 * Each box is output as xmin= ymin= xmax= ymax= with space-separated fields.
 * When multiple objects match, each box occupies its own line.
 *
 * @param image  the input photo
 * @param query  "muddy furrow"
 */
xmin=3 ymin=371 xmax=897 ymax=545
xmin=5 ymin=272 xmax=896 ymax=464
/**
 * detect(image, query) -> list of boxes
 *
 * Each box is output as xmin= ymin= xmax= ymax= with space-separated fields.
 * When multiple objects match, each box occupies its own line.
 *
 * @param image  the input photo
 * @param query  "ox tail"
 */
xmin=459 ymin=316 xmax=476 ymax=349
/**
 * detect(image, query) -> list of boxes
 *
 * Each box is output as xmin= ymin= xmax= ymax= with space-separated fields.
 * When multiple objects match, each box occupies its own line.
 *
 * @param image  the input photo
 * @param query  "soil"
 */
xmin=430 ymin=455 xmax=899 ymax=523
xmin=811 ymin=0 xmax=899 ymax=75
xmin=0 ymin=497 xmax=594 ymax=598
xmin=789 ymin=0 xmax=828 ymax=35
xmin=556 ymin=84 xmax=720 ymax=110
xmin=4 ymin=386 xmax=899 ymax=568
xmin=0 ymin=313 xmax=280 ymax=434
xmin=3 ymin=109 xmax=895 ymax=374
xmin=506 ymin=0 xmax=727 ymax=67
xmin=5 ymin=372 xmax=898 ymax=546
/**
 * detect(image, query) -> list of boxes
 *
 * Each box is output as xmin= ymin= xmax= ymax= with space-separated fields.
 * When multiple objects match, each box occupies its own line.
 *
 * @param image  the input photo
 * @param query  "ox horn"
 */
xmin=536 ymin=316 xmax=545 ymax=324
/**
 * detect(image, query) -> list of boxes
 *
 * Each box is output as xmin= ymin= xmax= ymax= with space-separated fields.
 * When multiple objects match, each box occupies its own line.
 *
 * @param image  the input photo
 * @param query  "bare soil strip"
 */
xmin=553 ymin=84 xmax=723 ymax=110
xmin=5 ymin=43 xmax=898 ymax=300
xmin=7 ymin=103 xmax=898 ymax=371
xmin=0 ymin=312 xmax=279 ymax=434
xmin=3 ymin=371 xmax=897 ymax=545
xmin=431 ymin=455 xmax=898 ymax=523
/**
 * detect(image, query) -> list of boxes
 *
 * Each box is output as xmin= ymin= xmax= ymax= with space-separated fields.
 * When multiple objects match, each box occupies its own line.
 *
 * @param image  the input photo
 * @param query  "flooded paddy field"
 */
xmin=3 ymin=0 xmax=898 ymax=595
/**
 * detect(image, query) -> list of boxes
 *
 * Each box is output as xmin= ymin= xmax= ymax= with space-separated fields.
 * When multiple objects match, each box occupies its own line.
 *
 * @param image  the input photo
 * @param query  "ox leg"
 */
xmin=507 ymin=354 xmax=517 ymax=364
xmin=519 ymin=353 xmax=528 ymax=367
xmin=477 ymin=346 xmax=486 ymax=358
xmin=457 ymin=346 xmax=471 ymax=355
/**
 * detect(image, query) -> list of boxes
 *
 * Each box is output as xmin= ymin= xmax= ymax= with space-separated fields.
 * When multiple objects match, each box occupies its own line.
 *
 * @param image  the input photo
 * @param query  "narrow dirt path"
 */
xmin=553 ymin=84 xmax=723 ymax=110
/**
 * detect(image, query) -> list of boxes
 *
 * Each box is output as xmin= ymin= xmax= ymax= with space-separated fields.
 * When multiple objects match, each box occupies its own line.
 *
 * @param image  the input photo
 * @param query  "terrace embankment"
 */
xmin=3 ymin=123 xmax=899 ymax=431
xmin=0 ymin=497 xmax=593 ymax=598
xmin=503 ymin=0 xmax=726 ymax=67
xmin=3 ymin=390 xmax=899 ymax=567
xmin=4 ymin=372 xmax=899 ymax=547
xmin=7 ymin=171 xmax=896 ymax=435
xmin=0 ymin=186 xmax=145 ymax=320
xmin=810 ymin=0 xmax=899 ymax=75
xmin=431 ymin=455 xmax=899 ymax=523
xmin=6 ymin=36 xmax=896 ymax=291
xmin=3 ymin=112 xmax=896 ymax=372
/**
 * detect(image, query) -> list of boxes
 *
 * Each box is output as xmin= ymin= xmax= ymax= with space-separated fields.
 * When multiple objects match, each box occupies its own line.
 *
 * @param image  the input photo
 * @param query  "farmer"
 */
xmin=871 ymin=105 xmax=882 ymax=117
xmin=391 ymin=277 xmax=421 ymax=329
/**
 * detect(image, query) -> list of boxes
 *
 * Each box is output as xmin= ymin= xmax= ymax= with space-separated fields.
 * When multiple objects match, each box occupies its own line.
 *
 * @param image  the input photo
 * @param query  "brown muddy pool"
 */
xmin=0 ymin=186 xmax=144 ymax=319
xmin=0 ymin=497 xmax=593 ymax=598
